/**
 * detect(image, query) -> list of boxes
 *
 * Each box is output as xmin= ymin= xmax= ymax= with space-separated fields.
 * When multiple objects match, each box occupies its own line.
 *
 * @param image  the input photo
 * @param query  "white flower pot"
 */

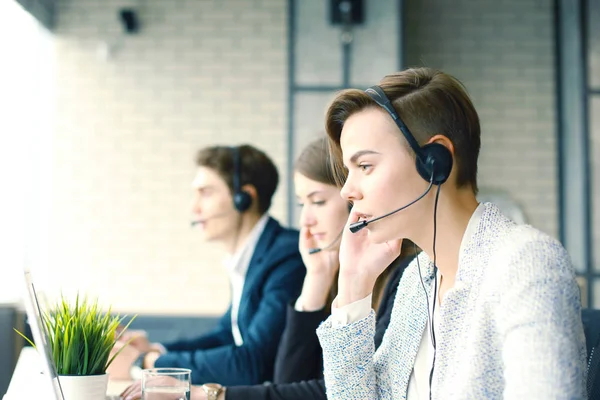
xmin=55 ymin=374 xmax=109 ymax=400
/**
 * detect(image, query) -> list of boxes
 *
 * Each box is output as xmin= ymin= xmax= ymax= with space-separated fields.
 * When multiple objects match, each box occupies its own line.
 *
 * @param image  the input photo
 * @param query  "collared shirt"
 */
xmin=223 ymin=214 xmax=270 ymax=346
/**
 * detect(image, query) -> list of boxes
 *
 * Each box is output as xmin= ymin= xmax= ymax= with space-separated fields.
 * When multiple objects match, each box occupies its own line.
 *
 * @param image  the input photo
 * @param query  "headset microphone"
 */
xmin=190 ymin=212 xmax=230 ymax=227
xmin=347 ymin=85 xmax=452 ymax=235
xmin=307 ymin=229 xmax=344 ymax=255
xmin=349 ymin=177 xmax=434 ymax=233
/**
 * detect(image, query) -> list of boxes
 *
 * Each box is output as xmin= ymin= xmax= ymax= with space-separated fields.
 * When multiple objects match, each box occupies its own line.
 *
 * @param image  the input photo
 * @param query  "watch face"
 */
xmin=203 ymin=383 xmax=223 ymax=395
xmin=203 ymin=383 xmax=223 ymax=400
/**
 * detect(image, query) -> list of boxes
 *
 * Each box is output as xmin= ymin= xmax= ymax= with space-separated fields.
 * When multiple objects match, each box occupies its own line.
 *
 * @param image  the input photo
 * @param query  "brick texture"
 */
xmin=406 ymin=0 xmax=559 ymax=238
xmin=49 ymin=0 xmax=560 ymax=315
xmin=50 ymin=0 xmax=288 ymax=315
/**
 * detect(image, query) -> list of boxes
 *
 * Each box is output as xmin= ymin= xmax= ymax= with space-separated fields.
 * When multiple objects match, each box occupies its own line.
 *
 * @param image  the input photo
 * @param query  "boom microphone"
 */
xmin=307 ymin=229 xmax=344 ymax=255
xmin=349 ymin=178 xmax=434 ymax=234
xmin=190 ymin=212 xmax=230 ymax=227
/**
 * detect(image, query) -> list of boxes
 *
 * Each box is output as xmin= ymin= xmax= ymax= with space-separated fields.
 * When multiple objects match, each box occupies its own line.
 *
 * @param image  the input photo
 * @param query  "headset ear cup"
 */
xmin=416 ymin=143 xmax=453 ymax=185
xmin=231 ymin=146 xmax=252 ymax=213
xmin=233 ymin=191 xmax=252 ymax=212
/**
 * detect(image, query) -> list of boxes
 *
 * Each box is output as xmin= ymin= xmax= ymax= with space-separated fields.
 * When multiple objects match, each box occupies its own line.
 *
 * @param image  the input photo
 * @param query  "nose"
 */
xmin=340 ymin=173 xmax=362 ymax=203
xmin=299 ymin=205 xmax=316 ymax=228
xmin=191 ymin=193 xmax=202 ymax=215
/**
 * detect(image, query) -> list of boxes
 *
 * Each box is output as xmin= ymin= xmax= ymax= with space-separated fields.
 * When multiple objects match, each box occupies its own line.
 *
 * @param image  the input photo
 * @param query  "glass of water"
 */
xmin=142 ymin=368 xmax=191 ymax=400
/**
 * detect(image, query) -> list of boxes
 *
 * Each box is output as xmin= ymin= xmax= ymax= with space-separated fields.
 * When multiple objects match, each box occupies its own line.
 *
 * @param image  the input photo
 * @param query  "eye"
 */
xmin=358 ymin=163 xmax=372 ymax=172
xmin=312 ymin=200 xmax=326 ymax=206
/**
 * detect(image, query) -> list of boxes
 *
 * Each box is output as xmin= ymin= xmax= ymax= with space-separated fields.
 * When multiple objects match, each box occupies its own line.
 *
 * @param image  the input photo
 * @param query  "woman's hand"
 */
xmin=299 ymin=226 xmax=340 ymax=277
xmin=336 ymin=212 xmax=402 ymax=307
xmin=297 ymin=227 xmax=340 ymax=311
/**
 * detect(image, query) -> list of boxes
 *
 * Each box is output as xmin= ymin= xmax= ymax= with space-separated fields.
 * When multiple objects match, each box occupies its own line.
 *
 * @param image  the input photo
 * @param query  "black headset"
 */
xmin=365 ymin=86 xmax=453 ymax=185
xmin=231 ymin=146 xmax=252 ymax=212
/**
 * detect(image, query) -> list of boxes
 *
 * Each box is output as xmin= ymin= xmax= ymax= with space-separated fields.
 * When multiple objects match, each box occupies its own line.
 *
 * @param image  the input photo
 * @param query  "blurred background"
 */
xmin=0 ymin=0 xmax=598 ymax=393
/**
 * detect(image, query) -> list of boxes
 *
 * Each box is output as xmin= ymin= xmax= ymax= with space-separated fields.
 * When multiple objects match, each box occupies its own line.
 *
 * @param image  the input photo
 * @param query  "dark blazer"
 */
xmin=225 ymin=254 xmax=413 ymax=400
xmin=154 ymin=217 xmax=306 ymax=386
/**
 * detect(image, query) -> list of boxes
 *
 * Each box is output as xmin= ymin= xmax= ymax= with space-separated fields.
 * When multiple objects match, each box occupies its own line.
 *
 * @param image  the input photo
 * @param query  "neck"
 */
xmin=413 ymin=187 xmax=479 ymax=285
xmin=224 ymin=212 xmax=264 ymax=255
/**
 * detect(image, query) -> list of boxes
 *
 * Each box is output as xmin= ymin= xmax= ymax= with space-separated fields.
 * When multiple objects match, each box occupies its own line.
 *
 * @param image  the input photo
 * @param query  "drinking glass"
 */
xmin=141 ymin=368 xmax=191 ymax=400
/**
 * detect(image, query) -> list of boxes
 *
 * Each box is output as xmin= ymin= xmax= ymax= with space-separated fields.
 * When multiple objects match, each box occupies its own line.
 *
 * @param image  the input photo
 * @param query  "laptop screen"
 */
xmin=23 ymin=269 xmax=65 ymax=400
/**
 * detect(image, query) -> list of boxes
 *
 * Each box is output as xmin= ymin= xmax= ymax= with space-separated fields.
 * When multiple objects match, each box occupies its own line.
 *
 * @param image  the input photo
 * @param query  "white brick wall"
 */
xmin=290 ymin=0 xmax=399 ymax=226
xmin=49 ymin=0 xmax=560 ymax=315
xmin=50 ymin=0 xmax=287 ymax=315
xmin=406 ymin=0 xmax=559 ymax=238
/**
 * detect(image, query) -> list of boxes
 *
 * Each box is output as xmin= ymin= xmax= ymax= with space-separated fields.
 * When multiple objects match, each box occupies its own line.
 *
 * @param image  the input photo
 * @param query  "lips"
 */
xmin=310 ymin=231 xmax=326 ymax=240
xmin=354 ymin=212 xmax=372 ymax=221
xmin=191 ymin=219 xmax=208 ymax=228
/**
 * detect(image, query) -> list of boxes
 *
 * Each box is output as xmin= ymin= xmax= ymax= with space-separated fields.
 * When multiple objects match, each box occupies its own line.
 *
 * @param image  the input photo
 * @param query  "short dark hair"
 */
xmin=195 ymin=144 xmax=279 ymax=214
xmin=326 ymin=67 xmax=481 ymax=193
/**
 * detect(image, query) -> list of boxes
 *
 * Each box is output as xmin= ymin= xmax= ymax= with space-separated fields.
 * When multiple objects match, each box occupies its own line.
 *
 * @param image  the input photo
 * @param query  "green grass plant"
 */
xmin=16 ymin=294 xmax=136 ymax=376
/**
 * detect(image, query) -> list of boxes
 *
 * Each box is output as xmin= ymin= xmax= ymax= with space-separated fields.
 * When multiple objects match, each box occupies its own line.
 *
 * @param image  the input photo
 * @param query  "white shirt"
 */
xmin=407 ymin=272 xmax=440 ymax=400
xmin=331 ymin=203 xmax=485 ymax=398
xmin=223 ymin=214 xmax=269 ymax=346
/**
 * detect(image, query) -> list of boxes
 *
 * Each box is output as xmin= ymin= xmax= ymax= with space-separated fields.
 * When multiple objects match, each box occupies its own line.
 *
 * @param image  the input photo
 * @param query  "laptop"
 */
xmin=19 ymin=269 xmax=123 ymax=400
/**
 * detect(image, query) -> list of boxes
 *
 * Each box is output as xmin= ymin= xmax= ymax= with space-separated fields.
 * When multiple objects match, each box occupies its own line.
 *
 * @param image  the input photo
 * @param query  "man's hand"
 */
xmin=117 ymin=329 xmax=152 ymax=353
xmin=106 ymin=341 xmax=141 ymax=380
xmin=143 ymin=350 xmax=162 ymax=369
xmin=119 ymin=380 xmax=142 ymax=400
xmin=191 ymin=385 xmax=227 ymax=400
xmin=191 ymin=386 xmax=208 ymax=400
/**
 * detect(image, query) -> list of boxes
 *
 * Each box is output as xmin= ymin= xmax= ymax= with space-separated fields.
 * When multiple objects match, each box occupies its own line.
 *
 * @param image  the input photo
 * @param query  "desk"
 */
xmin=3 ymin=347 xmax=132 ymax=400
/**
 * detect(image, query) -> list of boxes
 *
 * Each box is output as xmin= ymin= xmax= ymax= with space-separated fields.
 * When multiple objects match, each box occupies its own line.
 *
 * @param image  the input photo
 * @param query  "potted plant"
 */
xmin=17 ymin=295 xmax=136 ymax=400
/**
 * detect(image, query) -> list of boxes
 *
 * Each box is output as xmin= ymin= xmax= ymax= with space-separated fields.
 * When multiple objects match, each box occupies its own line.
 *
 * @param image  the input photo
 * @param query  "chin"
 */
xmin=316 ymin=238 xmax=329 ymax=249
xmin=366 ymin=228 xmax=387 ymax=244
xmin=201 ymin=232 xmax=217 ymax=242
xmin=367 ymin=225 xmax=402 ymax=245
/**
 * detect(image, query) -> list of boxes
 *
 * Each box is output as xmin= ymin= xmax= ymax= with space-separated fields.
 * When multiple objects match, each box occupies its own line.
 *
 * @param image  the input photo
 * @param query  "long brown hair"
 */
xmin=295 ymin=137 xmax=418 ymax=313
xmin=295 ymin=136 xmax=335 ymax=186
xmin=372 ymin=241 xmax=419 ymax=311
xmin=295 ymin=138 xmax=340 ymax=314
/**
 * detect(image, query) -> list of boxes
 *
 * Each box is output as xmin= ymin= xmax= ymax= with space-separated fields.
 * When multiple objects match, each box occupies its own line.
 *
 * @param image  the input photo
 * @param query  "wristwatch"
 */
xmin=202 ymin=383 xmax=223 ymax=400
xmin=129 ymin=350 xmax=159 ymax=380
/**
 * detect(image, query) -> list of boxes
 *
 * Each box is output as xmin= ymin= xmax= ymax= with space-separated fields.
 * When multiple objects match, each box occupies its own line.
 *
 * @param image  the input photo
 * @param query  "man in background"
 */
xmin=110 ymin=144 xmax=305 ymax=387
